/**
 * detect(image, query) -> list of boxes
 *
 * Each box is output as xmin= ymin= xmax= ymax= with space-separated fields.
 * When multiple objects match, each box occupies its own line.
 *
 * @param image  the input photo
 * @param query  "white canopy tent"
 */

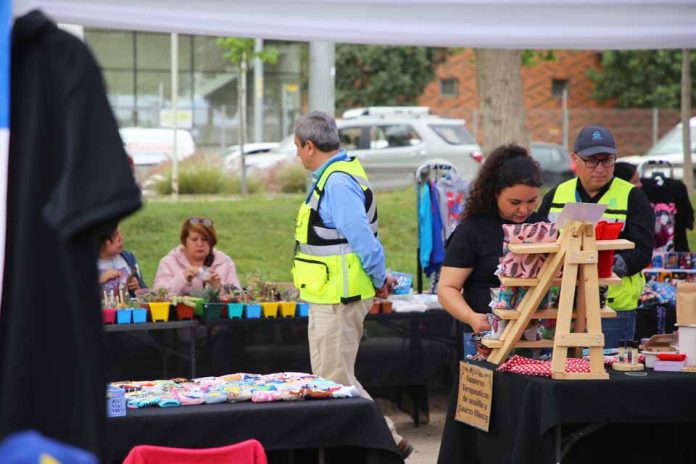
xmin=12 ymin=0 xmax=696 ymax=49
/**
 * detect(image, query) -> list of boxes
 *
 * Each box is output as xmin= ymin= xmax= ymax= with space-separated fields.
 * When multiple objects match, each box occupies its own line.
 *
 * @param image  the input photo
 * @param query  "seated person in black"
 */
xmin=436 ymin=144 xmax=545 ymax=464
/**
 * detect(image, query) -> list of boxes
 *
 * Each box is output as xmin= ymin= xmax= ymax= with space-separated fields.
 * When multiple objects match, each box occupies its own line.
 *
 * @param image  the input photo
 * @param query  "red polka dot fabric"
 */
xmin=497 ymin=355 xmax=590 ymax=377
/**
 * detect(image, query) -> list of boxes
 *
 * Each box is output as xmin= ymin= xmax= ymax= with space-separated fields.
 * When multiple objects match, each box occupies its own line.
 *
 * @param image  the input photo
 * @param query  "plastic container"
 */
xmin=296 ymin=302 xmax=310 ymax=317
xmin=116 ymin=309 xmax=133 ymax=324
xmin=227 ymin=303 xmax=244 ymax=319
xmin=279 ymin=301 xmax=297 ymax=318
xmin=261 ymin=302 xmax=279 ymax=318
xmin=203 ymin=303 xmax=225 ymax=321
xmin=245 ymin=303 xmax=262 ymax=319
xmin=103 ymin=308 xmax=117 ymax=325
xmin=175 ymin=303 xmax=195 ymax=321
xmin=149 ymin=302 xmax=171 ymax=322
xmin=678 ymin=325 xmax=696 ymax=366
xmin=391 ymin=272 xmax=413 ymax=295
xmin=131 ymin=308 xmax=147 ymax=324
xmin=106 ymin=386 xmax=126 ymax=417
xmin=595 ymin=221 xmax=623 ymax=278
xmin=381 ymin=300 xmax=393 ymax=314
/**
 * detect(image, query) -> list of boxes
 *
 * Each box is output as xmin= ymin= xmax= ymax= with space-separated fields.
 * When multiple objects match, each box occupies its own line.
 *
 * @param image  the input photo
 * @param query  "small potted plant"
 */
xmin=259 ymin=281 xmax=280 ymax=318
xmin=126 ymin=294 xmax=148 ymax=324
xmin=192 ymin=286 xmax=225 ymax=322
xmin=171 ymin=295 xmax=201 ymax=321
xmin=279 ymin=287 xmax=299 ymax=318
xmin=139 ymin=287 xmax=172 ymax=322
xmin=223 ymin=285 xmax=244 ymax=319
xmin=243 ymin=287 xmax=262 ymax=319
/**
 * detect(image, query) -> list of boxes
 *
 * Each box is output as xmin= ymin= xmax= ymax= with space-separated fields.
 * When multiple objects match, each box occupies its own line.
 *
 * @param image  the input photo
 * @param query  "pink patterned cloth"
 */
xmin=497 ymin=355 xmax=590 ymax=377
xmin=499 ymin=222 xmax=559 ymax=278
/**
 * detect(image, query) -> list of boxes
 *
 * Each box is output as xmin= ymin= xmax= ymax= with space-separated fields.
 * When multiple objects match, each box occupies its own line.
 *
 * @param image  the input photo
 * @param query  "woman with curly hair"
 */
xmin=436 ymin=144 xmax=544 ymax=463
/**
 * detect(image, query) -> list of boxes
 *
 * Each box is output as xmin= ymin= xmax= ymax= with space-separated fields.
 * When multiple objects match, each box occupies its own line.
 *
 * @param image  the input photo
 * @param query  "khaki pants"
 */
xmin=308 ymin=298 xmax=403 ymax=445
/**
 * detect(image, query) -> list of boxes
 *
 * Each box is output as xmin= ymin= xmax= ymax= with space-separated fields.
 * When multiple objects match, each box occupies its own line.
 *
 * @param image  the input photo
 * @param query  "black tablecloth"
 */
xmin=107 ymin=397 xmax=403 ymax=464
xmin=208 ymin=311 xmax=456 ymax=387
xmin=438 ymin=363 xmax=696 ymax=464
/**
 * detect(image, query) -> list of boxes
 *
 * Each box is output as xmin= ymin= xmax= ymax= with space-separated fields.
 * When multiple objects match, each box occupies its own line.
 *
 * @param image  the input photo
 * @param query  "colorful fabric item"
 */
xmin=653 ymin=202 xmax=677 ymax=252
xmin=426 ymin=182 xmax=445 ymax=276
xmin=435 ymin=174 xmax=469 ymax=239
xmin=497 ymin=355 xmax=590 ymax=377
xmin=114 ymin=372 xmax=359 ymax=409
xmin=418 ymin=182 xmax=433 ymax=270
xmin=498 ymin=222 xmax=559 ymax=278
xmin=122 ymin=439 xmax=267 ymax=464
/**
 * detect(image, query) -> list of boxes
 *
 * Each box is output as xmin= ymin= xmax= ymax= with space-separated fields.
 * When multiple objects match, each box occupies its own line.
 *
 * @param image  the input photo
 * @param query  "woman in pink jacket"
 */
xmin=153 ymin=217 xmax=241 ymax=295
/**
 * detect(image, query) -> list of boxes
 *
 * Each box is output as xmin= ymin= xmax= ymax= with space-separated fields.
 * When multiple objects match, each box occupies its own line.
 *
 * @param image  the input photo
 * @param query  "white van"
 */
xmin=119 ymin=127 xmax=196 ymax=166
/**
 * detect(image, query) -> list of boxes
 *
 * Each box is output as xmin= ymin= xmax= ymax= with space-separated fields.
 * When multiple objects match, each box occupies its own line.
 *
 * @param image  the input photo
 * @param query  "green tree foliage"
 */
xmin=589 ymin=50 xmax=696 ymax=108
xmin=217 ymin=37 xmax=278 ymax=65
xmin=335 ymin=45 xmax=448 ymax=111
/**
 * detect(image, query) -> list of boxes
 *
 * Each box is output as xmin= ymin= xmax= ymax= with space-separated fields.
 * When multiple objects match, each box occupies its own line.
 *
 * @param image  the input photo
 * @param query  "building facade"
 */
xmin=84 ymin=29 xmax=303 ymax=149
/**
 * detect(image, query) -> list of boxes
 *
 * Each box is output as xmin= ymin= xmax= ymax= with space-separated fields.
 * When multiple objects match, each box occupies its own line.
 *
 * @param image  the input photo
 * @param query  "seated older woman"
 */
xmin=153 ymin=217 xmax=241 ymax=295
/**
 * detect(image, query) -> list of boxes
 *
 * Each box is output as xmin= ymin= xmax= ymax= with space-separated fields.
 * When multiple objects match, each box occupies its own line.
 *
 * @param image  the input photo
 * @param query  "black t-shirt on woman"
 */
xmin=443 ymin=211 xmax=546 ymax=315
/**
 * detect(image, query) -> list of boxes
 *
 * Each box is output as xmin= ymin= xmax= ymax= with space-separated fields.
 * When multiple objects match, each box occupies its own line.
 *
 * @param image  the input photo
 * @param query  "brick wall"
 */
xmin=419 ymin=49 xmax=690 ymax=156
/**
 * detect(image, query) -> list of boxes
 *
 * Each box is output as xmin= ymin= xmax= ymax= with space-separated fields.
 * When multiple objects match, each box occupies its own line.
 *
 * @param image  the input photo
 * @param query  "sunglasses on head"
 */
xmin=188 ymin=217 xmax=213 ymax=227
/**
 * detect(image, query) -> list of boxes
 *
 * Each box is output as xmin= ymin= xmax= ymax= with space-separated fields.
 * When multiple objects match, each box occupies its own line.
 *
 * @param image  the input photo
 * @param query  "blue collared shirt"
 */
xmin=311 ymin=150 xmax=387 ymax=288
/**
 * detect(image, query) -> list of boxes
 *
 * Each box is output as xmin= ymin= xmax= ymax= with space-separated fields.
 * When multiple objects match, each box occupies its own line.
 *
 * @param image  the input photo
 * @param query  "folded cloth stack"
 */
xmin=497 ymin=355 xmax=590 ymax=378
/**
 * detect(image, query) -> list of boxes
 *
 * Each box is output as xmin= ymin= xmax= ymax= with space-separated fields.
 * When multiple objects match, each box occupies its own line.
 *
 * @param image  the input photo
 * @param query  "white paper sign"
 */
xmin=555 ymin=203 xmax=607 ymax=229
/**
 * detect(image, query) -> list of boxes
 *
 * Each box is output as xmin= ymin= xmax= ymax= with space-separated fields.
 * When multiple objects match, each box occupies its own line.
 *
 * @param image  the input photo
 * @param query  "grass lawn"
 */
xmin=122 ymin=189 xmax=696 ymax=288
xmin=121 ymin=188 xmax=419 ymax=287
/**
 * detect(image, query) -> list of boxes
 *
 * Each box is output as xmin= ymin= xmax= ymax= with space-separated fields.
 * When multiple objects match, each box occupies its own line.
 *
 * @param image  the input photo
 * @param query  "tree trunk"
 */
xmin=474 ymin=49 xmax=530 ymax=156
xmin=238 ymin=56 xmax=248 ymax=196
xmin=681 ymin=48 xmax=693 ymax=192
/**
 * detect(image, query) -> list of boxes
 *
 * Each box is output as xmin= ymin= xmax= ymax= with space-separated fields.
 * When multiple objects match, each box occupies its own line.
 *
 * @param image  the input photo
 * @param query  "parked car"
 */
xmin=530 ymin=141 xmax=574 ymax=186
xmin=119 ymin=127 xmax=196 ymax=167
xmin=621 ymin=116 xmax=696 ymax=182
xmin=223 ymin=142 xmax=281 ymax=171
xmin=335 ymin=107 xmax=483 ymax=189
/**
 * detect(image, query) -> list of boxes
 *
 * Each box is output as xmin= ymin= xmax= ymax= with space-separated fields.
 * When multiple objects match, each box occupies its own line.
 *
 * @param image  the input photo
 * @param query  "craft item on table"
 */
xmin=666 ymin=252 xmax=680 ymax=269
xmin=390 ymin=272 xmax=413 ymax=295
xmin=651 ymin=253 xmax=664 ymax=269
xmin=653 ymin=360 xmax=686 ymax=371
xmin=539 ymin=319 xmax=556 ymax=340
xmin=204 ymin=390 xmax=227 ymax=404
xmin=497 ymin=355 xmax=590 ymax=378
xmin=468 ymin=332 xmax=492 ymax=361
xmin=523 ymin=322 xmax=541 ymax=341
xmin=640 ymin=280 xmax=677 ymax=306
xmin=178 ymin=391 xmax=206 ymax=406
xmin=489 ymin=287 xmax=527 ymax=310
xmin=498 ymin=222 xmax=559 ymax=278
xmin=681 ymin=365 xmax=696 ymax=373
xmin=612 ymin=362 xmax=645 ymax=371
xmin=158 ymin=395 xmax=180 ymax=408
xmin=485 ymin=313 xmax=508 ymax=340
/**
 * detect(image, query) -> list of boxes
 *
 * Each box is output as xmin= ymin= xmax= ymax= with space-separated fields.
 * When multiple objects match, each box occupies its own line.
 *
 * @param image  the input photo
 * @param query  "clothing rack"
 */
xmin=414 ymin=161 xmax=459 ymax=293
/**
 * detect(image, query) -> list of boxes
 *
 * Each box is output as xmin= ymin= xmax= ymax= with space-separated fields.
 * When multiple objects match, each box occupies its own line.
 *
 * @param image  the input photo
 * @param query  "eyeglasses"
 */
xmin=188 ymin=217 xmax=213 ymax=227
xmin=577 ymin=155 xmax=616 ymax=169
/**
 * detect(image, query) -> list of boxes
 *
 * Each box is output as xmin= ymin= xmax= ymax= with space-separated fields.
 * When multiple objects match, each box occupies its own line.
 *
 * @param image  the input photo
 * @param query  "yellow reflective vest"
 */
xmin=548 ymin=177 xmax=645 ymax=310
xmin=292 ymin=157 xmax=377 ymax=304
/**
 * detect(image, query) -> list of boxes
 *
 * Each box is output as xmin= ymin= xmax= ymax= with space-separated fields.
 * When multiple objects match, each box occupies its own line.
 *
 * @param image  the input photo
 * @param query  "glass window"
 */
xmin=102 ymin=69 xmax=135 ymax=107
xmin=428 ymin=124 xmax=475 ymax=145
xmin=193 ymin=36 xmax=233 ymax=72
xmin=383 ymin=125 xmax=421 ymax=147
xmin=84 ymin=30 xmax=133 ymax=69
xmin=136 ymin=32 xmax=191 ymax=71
xmin=552 ymin=79 xmax=568 ymax=97
xmin=338 ymin=127 xmax=363 ymax=150
xmin=440 ymin=78 xmax=458 ymax=97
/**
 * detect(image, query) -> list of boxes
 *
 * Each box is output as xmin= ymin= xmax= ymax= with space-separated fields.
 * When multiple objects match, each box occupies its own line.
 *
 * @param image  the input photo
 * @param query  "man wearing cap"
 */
xmin=539 ymin=125 xmax=654 ymax=348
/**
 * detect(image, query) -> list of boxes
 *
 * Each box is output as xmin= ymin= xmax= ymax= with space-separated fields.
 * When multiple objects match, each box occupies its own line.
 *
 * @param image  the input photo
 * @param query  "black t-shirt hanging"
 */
xmin=0 ymin=11 xmax=141 ymax=458
xmin=640 ymin=175 xmax=695 ymax=252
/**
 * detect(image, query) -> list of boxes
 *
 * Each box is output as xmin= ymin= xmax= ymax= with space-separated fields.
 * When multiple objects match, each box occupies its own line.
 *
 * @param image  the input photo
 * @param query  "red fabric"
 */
xmin=497 ymin=355 xmax=591 ymax=377
xmin=595 ymin=221 xmax=623 ymax=278
xmin=123 ymin=439 xmax=267 ymax=464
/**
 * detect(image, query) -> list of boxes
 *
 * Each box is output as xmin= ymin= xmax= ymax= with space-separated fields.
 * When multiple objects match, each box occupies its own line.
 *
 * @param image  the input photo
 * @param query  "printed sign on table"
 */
xmin=455 ymin=361 xmax=493 ymax=432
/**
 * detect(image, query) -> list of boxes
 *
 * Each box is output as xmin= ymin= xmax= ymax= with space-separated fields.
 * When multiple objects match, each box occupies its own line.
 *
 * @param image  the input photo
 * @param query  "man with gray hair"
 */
xmin=291 ymin=111 xmax=412 ymax=459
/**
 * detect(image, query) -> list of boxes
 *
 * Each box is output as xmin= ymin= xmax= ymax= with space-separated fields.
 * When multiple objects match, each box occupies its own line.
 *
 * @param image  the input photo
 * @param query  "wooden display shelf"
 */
xmin=507 ymin=239 xmax=633 ymax=254
xmin=486 ymin=220 xmax=635 ymax=381
xmin=482 ymin=339 xmax=554 ymax=349
xmin=492 ymin=307 xmax=616 ymax=320
xmin=499 ymin=274 xmax=622 ymax=287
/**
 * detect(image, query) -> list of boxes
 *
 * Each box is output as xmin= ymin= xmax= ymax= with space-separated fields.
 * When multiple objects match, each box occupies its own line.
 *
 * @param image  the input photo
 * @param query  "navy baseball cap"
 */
xmin=573 ymin=125 xmax=616 ymax=157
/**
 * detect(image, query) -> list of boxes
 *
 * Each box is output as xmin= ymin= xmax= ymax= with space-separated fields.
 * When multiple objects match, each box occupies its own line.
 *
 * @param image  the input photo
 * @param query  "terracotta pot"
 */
xmin=381 ymin=300 xmax=393 ymax=315
xmin=369 ymin=300 xmax=381 ymax=315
